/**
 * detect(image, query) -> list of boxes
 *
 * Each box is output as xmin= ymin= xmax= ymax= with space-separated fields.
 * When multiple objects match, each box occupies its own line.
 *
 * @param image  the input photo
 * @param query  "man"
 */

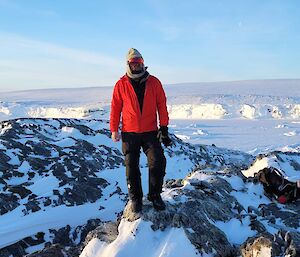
xmin=110 ymin=48 xmax=172 ymax=213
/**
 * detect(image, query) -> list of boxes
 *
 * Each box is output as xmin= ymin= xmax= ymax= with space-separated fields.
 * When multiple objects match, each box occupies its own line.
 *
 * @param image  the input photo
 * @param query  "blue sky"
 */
xmin=0 ymin=0 xmax=299 ymax=91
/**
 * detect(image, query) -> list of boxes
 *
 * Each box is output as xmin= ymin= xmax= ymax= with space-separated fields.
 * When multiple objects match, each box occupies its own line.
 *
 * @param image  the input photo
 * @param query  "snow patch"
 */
xmin=0 ymin=123 xmax=12 ymax=135
xmin=240 ymin=104 xmax=256 ymax=119
xmin=290 ymin=104 xmax=300 ymax=119
xmin=214 ymin=217 xmax=256 ymax=244
xmin=0 ymin=106 xmax=10 ymax=115
xmin=80 ymin=219 xmax=200 ymax=257
xmin=192 ymin=129 xmax=208 ymax=136
xmin=284 ymin=131 xmax=297 ymax=137
xmin=174 ymin=134 xmax=190 ymax=140
xmin=168 ymin=104 xmax=227 ymax=119
xmin=241 ymin=158 xmax=272 ymax=178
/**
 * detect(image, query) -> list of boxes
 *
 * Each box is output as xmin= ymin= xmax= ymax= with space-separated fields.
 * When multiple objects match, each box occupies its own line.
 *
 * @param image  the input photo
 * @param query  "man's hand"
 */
xmin=157 ymin=126 xmax=172 ymax=147
xmin=111 ymin=131 xmax=121 ymax=142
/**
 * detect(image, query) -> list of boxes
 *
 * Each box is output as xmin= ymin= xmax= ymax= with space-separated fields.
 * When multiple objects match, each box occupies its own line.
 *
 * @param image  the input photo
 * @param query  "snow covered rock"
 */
xmin=81 ymin=166 xmax=300 ymax=256
xmin=25 ymin=244 xmax=67 ymax=257
xmin=240 ymin=231 xmax=300 ymax=257
xmin=0 ymin=118 xmax=252 ymax=256
xmin=121 ymin=175 xmax=239 ymax=256
xmin=1 ymin=118 xmax=299 ymax=257
xmin=240 ymin=235 xmax=279 ymax=257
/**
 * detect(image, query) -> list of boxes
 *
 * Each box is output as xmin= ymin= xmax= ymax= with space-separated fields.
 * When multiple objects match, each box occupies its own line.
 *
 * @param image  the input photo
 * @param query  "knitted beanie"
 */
xmin=127 ymin=48 xmax=143 ymax=62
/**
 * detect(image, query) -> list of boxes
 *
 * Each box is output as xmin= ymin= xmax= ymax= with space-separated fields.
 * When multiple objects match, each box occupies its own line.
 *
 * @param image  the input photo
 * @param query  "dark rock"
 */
xmin=258 ymin=203 xmax=300 ymax=229
xmin=43 ymin=198 xmax=51 ymax=207
xmin=165 ymin=178 xmax=183 ymax=188
xmin=24 ymin=200 xmax=41 ymax=214
xmin=7 ymin=185 xmax=32 ymax=199
xmin=50 ymin=225 xmax=73 ymax=246
xmin=0 ymin=241 xmax=27 ymax=257
xmin=249 ymin=219 xmax=266 ymax=233
xmin=285 ymin=231 xmax=300 ymax=257
xmin=82 ymin=221 xmax=119 ymax=247
xmin=23 ymin=232 xmax=45 ymax=246
xmin=0 ymin=192 xmax=20 ymax=214
xmin=25 ymin=244 xmax=65 ymax=257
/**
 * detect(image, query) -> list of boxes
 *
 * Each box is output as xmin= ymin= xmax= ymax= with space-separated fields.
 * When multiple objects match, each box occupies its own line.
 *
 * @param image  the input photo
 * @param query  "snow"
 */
xmin=240 ymin=104 xmax=256 ymax=119
xmin=170 ymin=119 xmax=300 ymax=154
xmin=27 ymin=175 xmax=60 ymax=196
xmin=214 ymin=216 xmax=256 ymax=245
xmin=168 ymin=103 xmax=227 ymax=119
xmin=6 ymin=149 xmax=21 ymax=165
xmin=0 ymin=123 xmax=12 ymax=135
xmin=231 ymin=183 xmax=271 ymax=210
xmin=0 ymin=173 xmax=125 ymax=249
xmin=241 ymin=154 xmax=300 ymax=182
xmin=1 ymin=79 xmax=300 ymax=154
xmin=1 ymin=79 xmax=300 ymax=256
xmin=0 ymin=201 xmax=107 ymax=248
xmin=80 ymin=219 xmax=201 ymax=257
xmin=241 ymin=158 xmax=269 ymax=178
xmin=52 ymin=137 xmax=76 ymax=147
xmin=284 ymin=130 xmax=297 ymax=137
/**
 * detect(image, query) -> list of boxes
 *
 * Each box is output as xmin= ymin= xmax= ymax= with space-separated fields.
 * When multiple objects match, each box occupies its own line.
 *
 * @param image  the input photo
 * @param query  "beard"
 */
xmin=126 ymin=64 xmax=146 ymax=79
xmin=131 ymin=69 xmax=143 ymax=74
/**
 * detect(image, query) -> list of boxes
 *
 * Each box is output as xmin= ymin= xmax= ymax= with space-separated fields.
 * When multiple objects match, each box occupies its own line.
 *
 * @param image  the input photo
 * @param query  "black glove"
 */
xmin=157 ymin=126 xmax=172 ymax=147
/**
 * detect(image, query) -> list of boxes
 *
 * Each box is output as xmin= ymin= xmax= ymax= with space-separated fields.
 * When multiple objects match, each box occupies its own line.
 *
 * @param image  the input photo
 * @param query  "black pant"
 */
xmin=121 ymin=131 xmax=166 ymax=201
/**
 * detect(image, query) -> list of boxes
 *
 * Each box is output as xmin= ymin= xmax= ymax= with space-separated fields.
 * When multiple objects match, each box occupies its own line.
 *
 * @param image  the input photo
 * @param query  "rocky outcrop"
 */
xmin=114 ymin=167 xmax=300 ymax=256
xmin=2 ymin=118 xmax=299 ymax=257
xmin=0 ymin=118 xmax=252 ymax=221
xmin=21 ymin=219 xmax=120 ymax=257
xmin=241 ymin=231 xmax=300 ymax=257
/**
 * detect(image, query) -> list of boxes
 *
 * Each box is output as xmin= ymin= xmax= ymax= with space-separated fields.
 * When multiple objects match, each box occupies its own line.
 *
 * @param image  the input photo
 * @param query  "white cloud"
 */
xmin=0 ymin=33 xmax=120 ymax=66
xmin=0 ymin=32 xmax=123 ymax=91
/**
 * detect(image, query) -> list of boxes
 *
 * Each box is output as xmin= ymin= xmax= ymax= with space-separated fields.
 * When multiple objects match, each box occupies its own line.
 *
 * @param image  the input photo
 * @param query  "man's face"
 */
xmin=128 ymin=57 xmax=144 ymax=74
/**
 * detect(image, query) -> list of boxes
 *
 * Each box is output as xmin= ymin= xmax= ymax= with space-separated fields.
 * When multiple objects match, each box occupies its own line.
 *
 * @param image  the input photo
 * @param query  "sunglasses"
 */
xmin=128 ymin=57 xmax=144 ymax=64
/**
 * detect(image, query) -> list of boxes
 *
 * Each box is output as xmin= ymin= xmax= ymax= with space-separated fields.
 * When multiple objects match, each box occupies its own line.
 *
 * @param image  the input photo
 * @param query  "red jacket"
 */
xmin=110 ymin=74 xmax=169 ymax=133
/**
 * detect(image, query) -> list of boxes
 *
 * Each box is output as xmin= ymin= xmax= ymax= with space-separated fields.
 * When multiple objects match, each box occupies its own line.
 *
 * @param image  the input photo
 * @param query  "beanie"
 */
xmin=126 ymin=48 xmax=143 ymax=62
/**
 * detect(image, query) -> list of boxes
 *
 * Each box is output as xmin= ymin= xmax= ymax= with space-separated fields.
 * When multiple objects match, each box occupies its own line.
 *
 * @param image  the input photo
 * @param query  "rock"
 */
xmin=4 ymin=118 xmax=298 ymax=257
xmin=25 ymin=244 xmax=66 ymax=257
xmin=82 ymin=221 xmax=119 ymax=247
xmin=258 ymin=203 xmax=300 ymax=229
xmin=240 ymin=234 xmax=281 ymax=257
xmin=0 ymin=241 xmax=27 ymax=257
xmin=0 ymin=192 xmax=20 ymax=214
xmin=165 ymin=178 xmax=183 ymax=188
xmin=121 ymin=175 xmax=241 ymax=256
xmin=24 ymin=200 xmax=41 ymax=214
xmin=284 ymin=231 xmax=300 ymax=257
xmin=23 ymin=232 xmax=45 ymax=246
xmin=50 ymin=225 xmax=73 ymax=246
xmin=7 ymin=185 xmax=32 ymax=199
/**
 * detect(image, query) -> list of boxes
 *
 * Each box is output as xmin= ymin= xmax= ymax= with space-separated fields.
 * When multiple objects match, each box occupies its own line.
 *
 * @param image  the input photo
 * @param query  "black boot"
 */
xmin=147 ymin=194 xmax=166 ymax=211
xmin=130 ymin=199 xmax=142 ymax=213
